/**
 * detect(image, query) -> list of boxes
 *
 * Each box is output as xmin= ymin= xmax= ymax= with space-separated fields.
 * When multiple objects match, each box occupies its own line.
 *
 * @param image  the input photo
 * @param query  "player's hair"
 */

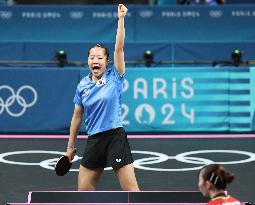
xmin=199 ymin=164 xmax=235 ymax=190
xmin=88 ymin=43 xmax=110 ymax=61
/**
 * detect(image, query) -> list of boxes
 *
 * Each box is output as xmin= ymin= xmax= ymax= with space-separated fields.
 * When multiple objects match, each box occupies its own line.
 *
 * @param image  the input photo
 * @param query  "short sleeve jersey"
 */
xmin=208 ymin=194 xmax=241 ymax=205
xmin=73 ymin=65 xmax=124 ymax=136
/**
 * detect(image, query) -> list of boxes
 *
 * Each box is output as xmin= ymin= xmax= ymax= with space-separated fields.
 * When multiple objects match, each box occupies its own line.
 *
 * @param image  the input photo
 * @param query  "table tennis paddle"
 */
xmin=55 ymin=149 xmax=76 ymax=176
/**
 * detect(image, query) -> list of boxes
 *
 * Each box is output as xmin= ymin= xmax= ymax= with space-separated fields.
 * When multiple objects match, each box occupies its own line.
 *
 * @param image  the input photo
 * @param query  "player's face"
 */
xmin=88 ymin=47 xmax=108 ymax=80
xmin=198 ymin=171 xmax=210 ymax=197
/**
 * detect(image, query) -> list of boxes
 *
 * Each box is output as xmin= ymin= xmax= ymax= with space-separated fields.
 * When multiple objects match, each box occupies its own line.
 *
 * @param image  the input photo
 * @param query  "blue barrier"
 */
xmin=0 ymin=67 xmax=83 ymax=132
xmin=0 ymin=41 xmax=174 ymax=62
xmin=173 ymin=42 xmax=255 ymax=62
xmin=1 ymin=5 xmax=255 ymax=42
xmin=0 ymin=41 xmax=254 ymax=62
xmin=251 ymin=67 xmax=255 ymax=131
xmin=0 ymin=66 xmax=254 ymax=133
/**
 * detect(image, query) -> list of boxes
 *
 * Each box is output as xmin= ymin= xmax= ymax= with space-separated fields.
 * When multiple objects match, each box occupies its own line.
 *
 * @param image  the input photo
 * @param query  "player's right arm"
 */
xmin=66 ymin=104 xmax=84 ymax=160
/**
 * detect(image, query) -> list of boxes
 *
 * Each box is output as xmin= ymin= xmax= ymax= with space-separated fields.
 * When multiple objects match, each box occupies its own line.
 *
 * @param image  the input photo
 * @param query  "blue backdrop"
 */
xmin=0 ymin=41 xmax=254 ymax=63
xmin=1 ymin=5 xmax=255 ymax=42
xmin=0 ymin=66 xmax=253 ymax=133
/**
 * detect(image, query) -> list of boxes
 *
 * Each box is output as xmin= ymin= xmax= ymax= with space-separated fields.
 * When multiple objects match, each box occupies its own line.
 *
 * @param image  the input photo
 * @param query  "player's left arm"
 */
xmin=114 ymin=4 xmax=128 ymax=76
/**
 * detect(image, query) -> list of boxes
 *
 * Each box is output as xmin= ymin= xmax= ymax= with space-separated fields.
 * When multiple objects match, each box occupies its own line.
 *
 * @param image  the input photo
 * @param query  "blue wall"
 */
xmin=0 ymin=41 xmax=254 ymax=63
xmin=0 ymin=5 xmax=255 ymax=42
xmin=1 ymin=4 xmax=254 ymax=133
xmin=0 ymin=66 xmax=254 ymax=133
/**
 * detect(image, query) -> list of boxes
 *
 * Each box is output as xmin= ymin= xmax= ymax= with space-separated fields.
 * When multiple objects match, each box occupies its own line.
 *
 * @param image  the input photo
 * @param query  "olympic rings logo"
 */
xmin=0 ymin=149 xmax=255 ymax=172
xmin=0 ymin=85 xmax=37 ymax=117
xmin=209 ymin=10 xmax=223 ymax=18
xmin=0 ymin=11 xmax=13 ymax=19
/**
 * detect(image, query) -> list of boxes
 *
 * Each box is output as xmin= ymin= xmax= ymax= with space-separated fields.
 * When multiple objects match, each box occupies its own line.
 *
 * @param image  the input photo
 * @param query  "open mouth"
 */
xmin=92 ymin=66 xmax=100 ymax=74
xmin=92 ymin=66 xmax=100 ymax=70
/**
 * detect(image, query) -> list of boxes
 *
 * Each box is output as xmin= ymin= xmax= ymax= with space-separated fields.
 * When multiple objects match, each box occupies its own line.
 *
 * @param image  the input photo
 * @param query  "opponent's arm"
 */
xmin=114 ymin=4 xmax=128 ymax=76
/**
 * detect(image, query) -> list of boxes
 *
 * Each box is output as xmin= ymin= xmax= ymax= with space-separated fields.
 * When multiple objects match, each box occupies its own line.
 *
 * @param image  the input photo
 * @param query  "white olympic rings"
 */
xmin=0 ymin=85 xmax=37 ymax=117
xmin=0 ymin=149 xmax=255 ymax=172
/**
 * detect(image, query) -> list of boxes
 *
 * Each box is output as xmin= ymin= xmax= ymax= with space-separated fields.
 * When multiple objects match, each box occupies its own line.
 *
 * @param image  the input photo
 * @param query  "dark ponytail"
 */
xmin=199 ymin=164 xmax=235 ymax=190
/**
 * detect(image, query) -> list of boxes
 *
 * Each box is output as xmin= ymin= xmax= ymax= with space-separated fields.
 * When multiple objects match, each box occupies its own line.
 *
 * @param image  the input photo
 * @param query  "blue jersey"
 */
xmin=73 ymin=65 xmax=124 ymax=136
